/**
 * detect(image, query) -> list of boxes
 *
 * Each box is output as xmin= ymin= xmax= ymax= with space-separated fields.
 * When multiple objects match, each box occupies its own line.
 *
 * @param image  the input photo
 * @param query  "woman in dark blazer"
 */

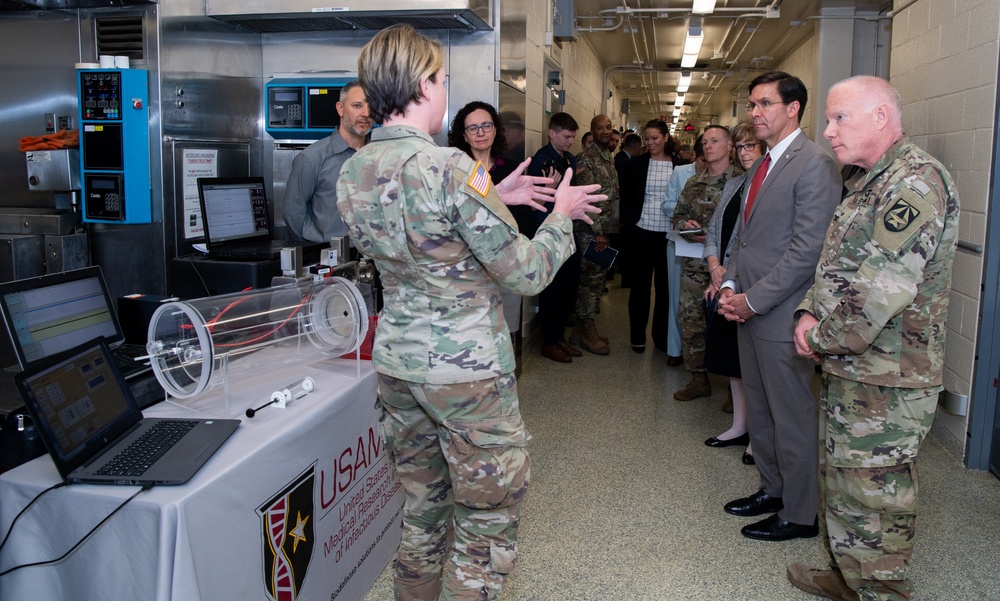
xmin=622 ymin=119 xmax=678 ymax=352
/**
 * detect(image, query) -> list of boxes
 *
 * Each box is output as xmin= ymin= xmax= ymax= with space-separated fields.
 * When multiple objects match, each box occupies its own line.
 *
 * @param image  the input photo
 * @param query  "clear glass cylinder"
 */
xmin=146 ymin=276 xmax=367 ymax=399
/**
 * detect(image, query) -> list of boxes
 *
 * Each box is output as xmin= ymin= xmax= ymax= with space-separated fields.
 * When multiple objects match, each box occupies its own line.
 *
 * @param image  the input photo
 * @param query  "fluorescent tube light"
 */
xmin=693 ymin=0 xmax=716 ymax=14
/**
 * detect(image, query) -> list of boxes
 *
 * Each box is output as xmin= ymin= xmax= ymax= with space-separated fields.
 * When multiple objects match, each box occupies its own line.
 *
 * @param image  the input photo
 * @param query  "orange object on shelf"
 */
xmin=19 ymin=129 xmax=79 ymax=152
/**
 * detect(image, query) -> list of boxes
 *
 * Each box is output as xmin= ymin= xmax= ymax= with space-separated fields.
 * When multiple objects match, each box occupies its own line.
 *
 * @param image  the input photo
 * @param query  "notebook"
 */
xmin=197 ymin=177 xmax=289 ymax=260
xmin=0 ymin=266 xmax=150 ymax=380
xmin=13 ymin=338 xmax=240 ymax=486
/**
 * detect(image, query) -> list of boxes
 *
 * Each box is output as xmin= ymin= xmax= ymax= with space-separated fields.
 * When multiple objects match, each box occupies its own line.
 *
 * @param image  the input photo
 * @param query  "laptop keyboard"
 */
xmin=112 ymin=343 xmax=147 ymax=363
xmin=95 ymin=420 xmax=198 ymax=477
xmin=211 ymin=240 xmax=287 ymax=259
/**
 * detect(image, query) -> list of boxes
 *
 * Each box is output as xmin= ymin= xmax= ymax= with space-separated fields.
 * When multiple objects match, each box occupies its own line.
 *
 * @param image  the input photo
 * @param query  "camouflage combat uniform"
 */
xmin=671 ymin=164 xmax=738 ymax=372
xmin=337 ymin=125 xmax=576 ymax=601
xmin=796 ymin=138 xmax=959 ymax=601
xmin=573 ymin=142 xmax=617 ymax=319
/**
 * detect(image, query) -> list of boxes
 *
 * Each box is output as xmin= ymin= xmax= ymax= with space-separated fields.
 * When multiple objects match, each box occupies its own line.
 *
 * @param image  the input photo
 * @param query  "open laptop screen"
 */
xmin=0 ymin=266 xmax=123 ymax=369
xmin=17 ymin=340 xmax=135 ymax=465
xmin=198 ymin=177 xmax=271 ymax=245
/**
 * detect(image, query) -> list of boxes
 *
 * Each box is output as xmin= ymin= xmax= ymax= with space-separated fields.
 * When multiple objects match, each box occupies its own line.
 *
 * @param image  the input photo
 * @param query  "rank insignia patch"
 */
xmin=884 ymin=198 xmax=920 ymax=232
xmin=468 ymin=161 xmax=491 ymax=197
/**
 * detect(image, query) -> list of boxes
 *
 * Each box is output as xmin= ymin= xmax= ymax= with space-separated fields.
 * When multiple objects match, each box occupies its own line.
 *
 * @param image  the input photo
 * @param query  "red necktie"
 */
xmin=744 ymin=153 xmax=771 ymax=223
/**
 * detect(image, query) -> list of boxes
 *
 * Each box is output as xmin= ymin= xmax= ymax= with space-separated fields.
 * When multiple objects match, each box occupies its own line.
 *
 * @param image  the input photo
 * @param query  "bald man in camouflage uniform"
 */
xmin=790 ymin=76 xmax=959 ymax=601
xmin=672 ymin=126 xmax=738 ymax=401
xmin=338 ymin=26 xmax=602 ymax=601
xmin=569 ymin=114 xmax=617 ymax=355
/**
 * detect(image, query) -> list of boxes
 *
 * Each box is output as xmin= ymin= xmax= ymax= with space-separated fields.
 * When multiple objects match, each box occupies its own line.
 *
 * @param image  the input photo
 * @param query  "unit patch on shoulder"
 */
xmin=883 ymin=198 xmax=920 ymax=232
xmin=874 ymin=186 xmax=935 ymax=256
xmin=467 ymin=161 xmax=491 ymax=197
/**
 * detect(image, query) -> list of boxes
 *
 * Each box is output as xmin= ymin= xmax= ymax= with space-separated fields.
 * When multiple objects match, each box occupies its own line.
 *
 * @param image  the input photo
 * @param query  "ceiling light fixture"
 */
xmin=681 ymin=18 xmax=703 ymax=68
xmin=677 ymin=72 xmax=692 ymax=93
xmin=672 ymin=107 xmax=682 ymax=117
xmin=692 ymin=0 xmax=716 ymax=14
xmin=675 ymin=94 xmax=685 ymax=107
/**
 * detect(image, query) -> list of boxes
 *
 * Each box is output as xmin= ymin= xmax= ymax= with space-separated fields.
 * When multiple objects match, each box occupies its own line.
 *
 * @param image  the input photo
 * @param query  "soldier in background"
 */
xmin=789 ymin=75 xmax=959 ymax=601
xmin=672 ymin=125 xmax=737 ymax=401
xmin=338 ymin=25 xmax=604 ymax=601
xmin=569 ymin=114 xmax=618 ymax=355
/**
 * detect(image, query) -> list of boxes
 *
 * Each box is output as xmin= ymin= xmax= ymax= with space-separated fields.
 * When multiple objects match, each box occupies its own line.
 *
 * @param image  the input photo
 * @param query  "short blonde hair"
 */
xmin=730 ymin=121 xmax=766 ymax=152
xmin=358 ymin=25 xmax=444 ymax=123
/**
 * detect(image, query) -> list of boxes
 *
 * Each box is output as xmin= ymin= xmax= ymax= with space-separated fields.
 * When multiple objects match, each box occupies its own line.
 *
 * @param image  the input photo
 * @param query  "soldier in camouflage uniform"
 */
xmin=337 ymin=26 xmax=603 ymax=601
xmin=671 ymin=125 xmax=738 ymax=401
xmin=790 ymin=76 xmax=959 ymax=601
xmin=569 ymin=114 xmax=618 ymax=355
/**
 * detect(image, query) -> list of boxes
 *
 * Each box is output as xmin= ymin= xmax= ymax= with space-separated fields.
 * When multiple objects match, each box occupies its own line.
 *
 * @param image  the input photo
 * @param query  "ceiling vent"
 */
xmin=95 ymin=14 xmax=145 ymax=62
xmin=205 ymin=0 xmax=492 ymax=32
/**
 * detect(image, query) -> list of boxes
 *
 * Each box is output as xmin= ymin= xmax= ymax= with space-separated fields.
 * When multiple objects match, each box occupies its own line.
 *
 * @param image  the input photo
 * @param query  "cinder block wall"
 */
xmin=773 ymin=34 xmax=821 ymax=141
xmin=525 ymin=5 xmax=623 ymax=156
xmin=891 ymin=0 xmax=1000 ymax=455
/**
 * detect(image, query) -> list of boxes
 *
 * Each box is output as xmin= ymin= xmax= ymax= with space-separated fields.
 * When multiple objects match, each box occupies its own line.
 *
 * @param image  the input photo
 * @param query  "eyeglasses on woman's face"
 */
xmin=465 ymin=122 xmax=495 ymax=135
xmin=735 ymin=142 xmax=760 ymax=153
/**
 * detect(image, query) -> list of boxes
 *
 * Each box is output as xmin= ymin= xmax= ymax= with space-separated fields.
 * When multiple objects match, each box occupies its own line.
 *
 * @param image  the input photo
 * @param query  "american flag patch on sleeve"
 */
xmin=467 ymin=161 xmax=492 ymax=197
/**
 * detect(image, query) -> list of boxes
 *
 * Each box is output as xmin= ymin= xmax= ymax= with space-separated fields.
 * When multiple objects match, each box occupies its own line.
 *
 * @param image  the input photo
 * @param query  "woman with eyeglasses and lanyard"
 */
xmin=702 ymin=121 xmax=767 ymax=464
xmin=448 ymin=102 xmax=526 ymax=361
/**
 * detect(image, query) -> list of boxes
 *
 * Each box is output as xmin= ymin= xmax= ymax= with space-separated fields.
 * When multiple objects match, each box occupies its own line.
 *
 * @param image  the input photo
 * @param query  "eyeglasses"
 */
xmin=734 ymin=142 xmax=760 ymax=153
xmin=745 ymin=99 xmax=788 ymax=112
xmin=465 ymin=122 xmax=495 ymax=135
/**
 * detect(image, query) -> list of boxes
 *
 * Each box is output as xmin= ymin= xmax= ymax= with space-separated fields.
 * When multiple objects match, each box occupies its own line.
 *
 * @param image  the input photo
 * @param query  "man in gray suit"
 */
xmin=717 ymin=71 xmax=841 ymax=541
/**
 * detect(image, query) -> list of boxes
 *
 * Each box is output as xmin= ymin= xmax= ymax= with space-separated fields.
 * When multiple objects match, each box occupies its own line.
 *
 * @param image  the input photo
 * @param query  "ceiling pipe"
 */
xmin=578 ymin=0 xmax=775 ymax=32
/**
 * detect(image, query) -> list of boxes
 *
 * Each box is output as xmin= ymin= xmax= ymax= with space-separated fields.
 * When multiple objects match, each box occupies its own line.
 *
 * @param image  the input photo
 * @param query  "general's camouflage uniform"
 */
xmin=672 ymin=164 xmax=738 ymax=372
xmin=573 ymin=142 xmax=617 ymax=319
xmin=337 ymin=125 xmax=576 ymax=601
xmin=797 ymin=138 xmax=959 ymax=601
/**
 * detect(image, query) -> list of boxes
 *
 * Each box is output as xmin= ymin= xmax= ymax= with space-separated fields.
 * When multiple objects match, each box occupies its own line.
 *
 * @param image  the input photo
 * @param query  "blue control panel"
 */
xmin=78 ymin=69 xmax=151 ymax=223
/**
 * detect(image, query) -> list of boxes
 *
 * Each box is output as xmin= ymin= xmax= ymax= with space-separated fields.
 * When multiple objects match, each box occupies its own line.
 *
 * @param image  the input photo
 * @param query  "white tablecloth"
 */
xmin=0 ymin=353 xmax=402 ymax=601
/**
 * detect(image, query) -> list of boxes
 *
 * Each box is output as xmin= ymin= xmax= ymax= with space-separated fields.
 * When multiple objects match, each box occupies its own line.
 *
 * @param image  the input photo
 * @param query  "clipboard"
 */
xmin=583 ymin=240 xmax=619 ymax=268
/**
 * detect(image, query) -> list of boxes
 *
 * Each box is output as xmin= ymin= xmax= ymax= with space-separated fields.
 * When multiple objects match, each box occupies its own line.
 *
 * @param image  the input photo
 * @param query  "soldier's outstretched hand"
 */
xmin=551 ymin=168 xmax=604 ymax=224
xmin=495 ymin=158 xmax=556 ymax=211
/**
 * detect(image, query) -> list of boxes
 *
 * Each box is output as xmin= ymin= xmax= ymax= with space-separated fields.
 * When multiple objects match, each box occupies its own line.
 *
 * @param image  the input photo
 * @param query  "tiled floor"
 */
xmin=364 ymin=279 xmax=1000 ymax=600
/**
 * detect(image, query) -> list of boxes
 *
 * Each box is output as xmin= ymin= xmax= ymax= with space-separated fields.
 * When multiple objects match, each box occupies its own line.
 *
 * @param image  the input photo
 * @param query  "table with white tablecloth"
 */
xmin=0 ymin=353 xmax=402 ymax=601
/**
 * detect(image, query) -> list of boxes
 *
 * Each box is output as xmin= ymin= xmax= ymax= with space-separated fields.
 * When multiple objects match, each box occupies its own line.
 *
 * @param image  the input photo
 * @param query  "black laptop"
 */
xmin=197 ymin=177 xmax=289 ymax=260
xmin=13 ymin=338 xmax=240 ymax=486
xmin=0 ymin=266 xmax=150 ymax=380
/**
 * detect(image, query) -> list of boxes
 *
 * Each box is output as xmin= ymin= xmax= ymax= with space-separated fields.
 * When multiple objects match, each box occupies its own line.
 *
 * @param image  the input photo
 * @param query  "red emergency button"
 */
xmin=132 ymin=98 xmax=143 ymax=110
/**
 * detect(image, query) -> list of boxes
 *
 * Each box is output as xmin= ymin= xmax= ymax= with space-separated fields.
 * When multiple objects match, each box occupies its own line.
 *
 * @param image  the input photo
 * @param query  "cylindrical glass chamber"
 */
xmin=146 ymin=277 xmax=367 ymax=399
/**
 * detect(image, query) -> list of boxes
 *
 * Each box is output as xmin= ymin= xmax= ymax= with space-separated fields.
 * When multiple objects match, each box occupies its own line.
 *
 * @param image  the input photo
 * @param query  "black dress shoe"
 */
xmin=705 ymin=432 xmax=750 ymax=448
xmin=741 ymin=514 xmax=819 ymax=541
xmin=666 ymin=355 xmax=683 ymax=366
xmin=724 ymin=489 xmax=783 ymax=517
xmin=742 ymin=452 xmax=756 ymax=465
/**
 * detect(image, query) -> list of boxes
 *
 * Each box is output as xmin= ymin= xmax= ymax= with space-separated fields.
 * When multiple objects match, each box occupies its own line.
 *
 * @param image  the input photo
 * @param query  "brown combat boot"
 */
xmin=673 ymin=371 xmax=711 ymax=401
xmin=786 ymin=562 xmax=858 ymax=601
xmin=581 ymin=319 xmax=610 ymax=355
xmin=591 ymin=320 xmax=610 ymax=345
xmin=569 ymin=319 xmax=583 ymax=346
xmin=721 ymin=389 xmax=734 ymax=413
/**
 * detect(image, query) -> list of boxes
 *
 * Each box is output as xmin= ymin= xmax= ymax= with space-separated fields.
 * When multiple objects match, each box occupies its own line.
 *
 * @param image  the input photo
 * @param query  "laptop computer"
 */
xmin=197 ymin=177 xmax=289 ymax=260
xmin=13 ymin=338 xmax=240 ymax=486
xmin=0 ymin=266 xmax=150 ymax=380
